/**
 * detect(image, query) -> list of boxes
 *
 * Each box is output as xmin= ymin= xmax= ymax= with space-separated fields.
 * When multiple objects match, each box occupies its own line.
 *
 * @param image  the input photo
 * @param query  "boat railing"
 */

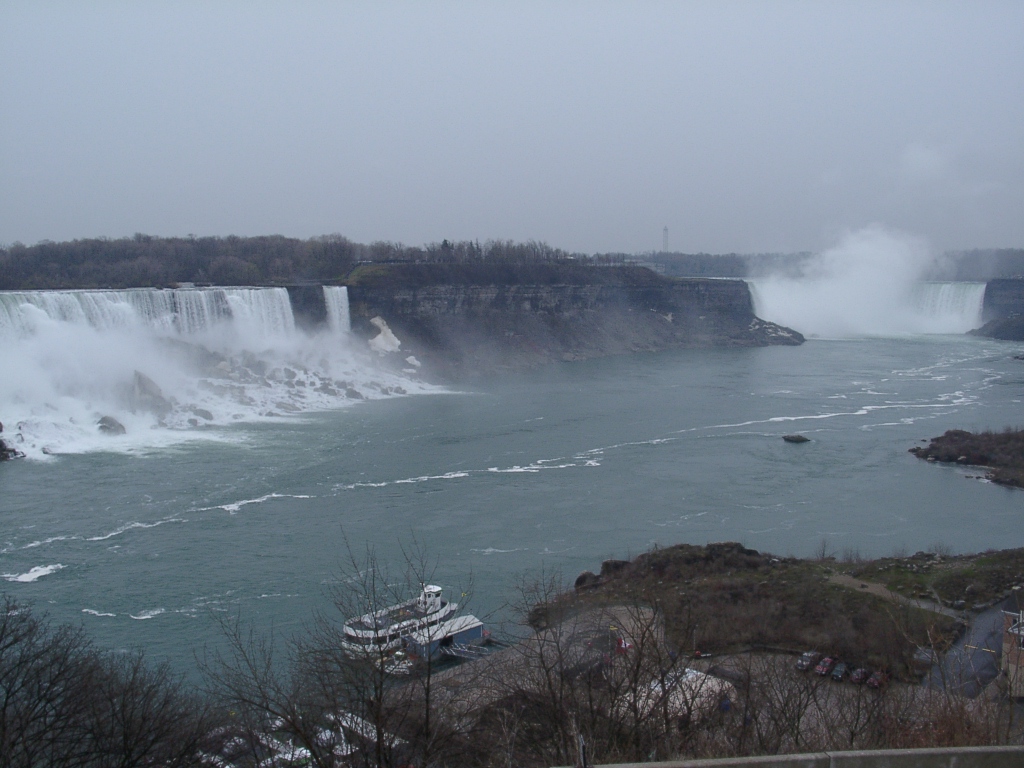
xmin=438 ymin=642 xmax=491 ymax=660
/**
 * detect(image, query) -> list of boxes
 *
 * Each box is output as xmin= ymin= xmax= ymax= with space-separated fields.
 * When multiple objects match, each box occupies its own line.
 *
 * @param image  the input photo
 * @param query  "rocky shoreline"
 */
xmin=910 ymin=428 xmax=1024 ymax=489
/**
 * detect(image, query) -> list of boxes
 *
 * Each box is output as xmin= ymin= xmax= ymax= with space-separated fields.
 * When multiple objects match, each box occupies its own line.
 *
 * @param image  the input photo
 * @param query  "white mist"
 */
xmin=751 ymin=226 xmax=985 ymax=338
xmin=0 ymin=287 xmax=429 ymax=459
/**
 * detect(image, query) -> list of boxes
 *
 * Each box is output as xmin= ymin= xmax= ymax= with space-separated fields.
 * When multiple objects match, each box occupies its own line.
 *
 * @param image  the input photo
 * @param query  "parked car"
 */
xmin=795 ymin=651 xmax=821 ymax=671
xmin=866 ymin=670 xmax=890 ymax=689
xmin=831 ymin=662 xmax=849 ymax=682
xmin=814 ymin=656 xmax=837 ymax=676
xmin=850 ymin=667 xmax=871 ymax=684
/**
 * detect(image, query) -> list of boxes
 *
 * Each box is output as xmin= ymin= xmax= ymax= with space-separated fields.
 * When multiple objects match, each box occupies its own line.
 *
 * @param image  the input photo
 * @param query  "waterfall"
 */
xmin=323 ymin=286 xmax=351 ymax=334
xmin=0 ymin=287 xmax=296 ymax=340
xmin=0 ymin=285 xmax=422 ymax=459
xmin=910 ymin=283 xmax=986 ymax=331
xmin=752 ymin=279 xmax=986 ymax=338
xmin=747 ymin=226 xmax=995 ymax=338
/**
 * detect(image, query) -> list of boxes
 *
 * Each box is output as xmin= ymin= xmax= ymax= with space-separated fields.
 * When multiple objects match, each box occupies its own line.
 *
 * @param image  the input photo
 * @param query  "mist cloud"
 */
xmin=751 ymin=226 xmax=985 ymax=337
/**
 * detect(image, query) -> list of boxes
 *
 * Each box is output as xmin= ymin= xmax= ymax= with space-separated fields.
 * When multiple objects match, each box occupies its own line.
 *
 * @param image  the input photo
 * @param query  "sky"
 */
xmin=1 ymin=1 xmax=1022 ymax=255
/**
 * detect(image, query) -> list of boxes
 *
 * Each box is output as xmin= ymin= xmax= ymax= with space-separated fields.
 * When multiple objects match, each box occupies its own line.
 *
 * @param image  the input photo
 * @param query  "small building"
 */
xmin=1002 ymin=610 xmax=1024 ymax=697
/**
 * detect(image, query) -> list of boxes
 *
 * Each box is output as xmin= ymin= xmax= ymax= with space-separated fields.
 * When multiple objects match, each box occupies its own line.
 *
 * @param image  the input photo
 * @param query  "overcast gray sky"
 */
xmin=1 ymin=1 xmax=1022 ymax=254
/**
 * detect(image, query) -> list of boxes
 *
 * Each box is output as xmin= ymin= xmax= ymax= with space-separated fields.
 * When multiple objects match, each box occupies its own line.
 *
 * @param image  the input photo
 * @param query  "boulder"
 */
xmin=97 ymin=416 xmax=126 ymax=435
xmin=0 ymin=421 xmax=25 ymax=460
xmin=600 ymin=559 xmax=631 ymax=578
xmin=0 ymin=439 xmax=23 ymax=460
xmin=574 ymin=571 xmax=601 ymax=590
xmin=131 ymin=371 xmax=172 ymax=418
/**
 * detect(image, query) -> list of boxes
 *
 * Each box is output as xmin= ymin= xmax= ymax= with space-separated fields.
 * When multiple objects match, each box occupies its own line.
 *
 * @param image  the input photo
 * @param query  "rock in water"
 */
xmin=131 ymin=371 xmax=172 ymax=417
xmin=0 ymin=439 xmax=23 ymax=460
xmin=97 ymin=416 xmax=127 ymax=435
xmin=783 ymin=434 xmax=810 ymax=443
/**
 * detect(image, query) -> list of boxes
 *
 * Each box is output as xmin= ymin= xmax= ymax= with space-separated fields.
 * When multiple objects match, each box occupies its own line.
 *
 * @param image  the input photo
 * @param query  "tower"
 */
xmin=662 ymin=226 xmax=669 ymax=253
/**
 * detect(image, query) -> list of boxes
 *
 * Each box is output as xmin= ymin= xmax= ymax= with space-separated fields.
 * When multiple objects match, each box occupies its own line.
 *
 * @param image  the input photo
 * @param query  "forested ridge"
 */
xmin=0 ymin=234 xmax=614 ymax=290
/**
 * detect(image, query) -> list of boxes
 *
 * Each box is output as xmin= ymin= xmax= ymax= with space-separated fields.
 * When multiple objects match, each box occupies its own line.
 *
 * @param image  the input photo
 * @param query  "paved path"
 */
xmin=828 ymin=573 xmax=1016 ymax=698
xmin=924 ymin=599 xmax=1014 ymax=698
xmin=827 ymin=573 xmax=962 ymax=618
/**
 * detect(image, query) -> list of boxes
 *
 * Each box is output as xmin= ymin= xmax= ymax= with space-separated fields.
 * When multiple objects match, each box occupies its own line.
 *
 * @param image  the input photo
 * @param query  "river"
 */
xmin=2 ymin=298 xmax=1022 ymax=669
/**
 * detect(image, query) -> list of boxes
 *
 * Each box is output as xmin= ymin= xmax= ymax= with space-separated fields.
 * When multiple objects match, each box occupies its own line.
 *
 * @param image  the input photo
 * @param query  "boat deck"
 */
xmin=347 ymin=600 xmax=449 ymax=632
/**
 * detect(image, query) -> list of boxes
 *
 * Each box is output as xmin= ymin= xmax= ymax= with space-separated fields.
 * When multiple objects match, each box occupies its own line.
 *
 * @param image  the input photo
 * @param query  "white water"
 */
xmin=0 ymin=286 xmax=428 ymax=459
xmin=751 ymin=227 xmax=986 ymax=338
xmin=323 ymin=286 xmax=351 ymax=334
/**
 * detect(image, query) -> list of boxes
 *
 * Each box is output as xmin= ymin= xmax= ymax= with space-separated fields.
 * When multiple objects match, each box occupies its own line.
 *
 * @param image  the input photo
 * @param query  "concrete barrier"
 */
xmin=563 ymin=745 xmax=1024 ymax=768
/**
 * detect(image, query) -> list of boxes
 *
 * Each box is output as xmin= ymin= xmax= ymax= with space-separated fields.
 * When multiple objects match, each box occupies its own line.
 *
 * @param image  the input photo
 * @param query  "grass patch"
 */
xmin=559 ymin=543 xmax=958 ymax=679
xmin=851 ymin=548 xmax=1024 ymax=608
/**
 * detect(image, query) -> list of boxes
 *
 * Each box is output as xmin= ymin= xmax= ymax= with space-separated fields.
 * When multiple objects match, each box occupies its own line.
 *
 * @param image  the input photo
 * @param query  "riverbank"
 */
xmin=5 ymin=540 xmax=1024 ymax=766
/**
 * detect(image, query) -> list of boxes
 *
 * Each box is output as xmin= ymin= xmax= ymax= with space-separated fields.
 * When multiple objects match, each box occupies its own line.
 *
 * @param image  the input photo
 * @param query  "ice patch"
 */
xmin=368 ymin=317 xmax=401 ymax=354
xmin=2 ymin=564 xmax=65 ymax=582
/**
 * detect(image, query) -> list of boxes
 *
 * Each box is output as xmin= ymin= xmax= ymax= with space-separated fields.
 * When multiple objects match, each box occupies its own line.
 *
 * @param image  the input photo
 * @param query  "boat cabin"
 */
xmin=405 ymin=614 xmax=485 ymax=660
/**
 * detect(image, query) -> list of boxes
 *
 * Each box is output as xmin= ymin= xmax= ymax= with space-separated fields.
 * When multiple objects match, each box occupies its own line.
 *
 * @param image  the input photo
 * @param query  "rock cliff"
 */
xmin=974 ymin=279 xmax=1024 ymax=341
xmin=343 ymin=264 xmax=802 ymax=377
xmin=982 ymin=278 xmax=1024 ymax=324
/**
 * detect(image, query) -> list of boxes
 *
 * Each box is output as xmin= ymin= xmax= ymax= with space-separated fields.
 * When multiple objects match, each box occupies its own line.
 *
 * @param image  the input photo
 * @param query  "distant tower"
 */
xmin=662 ymin=226 xmax=669 ymax=253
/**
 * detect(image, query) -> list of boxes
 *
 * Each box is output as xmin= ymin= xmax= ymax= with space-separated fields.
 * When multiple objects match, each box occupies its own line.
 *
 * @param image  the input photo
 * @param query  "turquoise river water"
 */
xmin=2 ymin=329 xmax=1023 ymax=670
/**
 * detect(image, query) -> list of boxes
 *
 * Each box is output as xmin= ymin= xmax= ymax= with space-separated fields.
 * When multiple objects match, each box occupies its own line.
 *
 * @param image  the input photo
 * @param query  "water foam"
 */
xmin=198 ymin=493 xmax=314 ymax=514
xmin=2 ymin=564 xmax=65 ymax=582
xmin=0 ymin=286 xmax=431 ymax=458
xmin=750 ymin=227 xmax=986 ymax=338
xmin=129 ymin=608 xmax=166 ymax=620
xmin=85 ymin=518 xmax=187 ymax=541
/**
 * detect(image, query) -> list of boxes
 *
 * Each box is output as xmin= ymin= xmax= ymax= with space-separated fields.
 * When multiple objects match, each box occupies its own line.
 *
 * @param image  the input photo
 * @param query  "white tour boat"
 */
xmin=342 ymin=585 xmax=460 ymax=654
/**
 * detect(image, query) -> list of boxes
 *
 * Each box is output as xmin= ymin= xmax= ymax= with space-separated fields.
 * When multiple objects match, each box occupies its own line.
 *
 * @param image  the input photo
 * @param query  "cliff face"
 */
xmin=983 ymin=279 xmax=1024 ymax=323
xmin=974 ymin=279 xmax=1024 ymax=341
xmin=344 ymin=264 xmax=802 ymax=377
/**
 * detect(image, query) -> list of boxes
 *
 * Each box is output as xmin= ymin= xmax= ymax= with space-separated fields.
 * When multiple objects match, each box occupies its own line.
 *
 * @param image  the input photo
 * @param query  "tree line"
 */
xmin=0 ymin=234 xmax=621 ymax=291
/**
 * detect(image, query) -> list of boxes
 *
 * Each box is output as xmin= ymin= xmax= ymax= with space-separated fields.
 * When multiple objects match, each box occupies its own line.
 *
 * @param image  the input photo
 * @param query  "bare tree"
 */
xmin=204 ymin=539 xmax=478 ymax=768
xmin=0 ymin=596 xmax=211 ymax=768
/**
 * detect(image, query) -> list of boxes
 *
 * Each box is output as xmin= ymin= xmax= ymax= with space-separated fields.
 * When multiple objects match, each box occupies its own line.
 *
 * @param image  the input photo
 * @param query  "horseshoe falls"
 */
xmin=751 ymin=280 xmax=986 ymax=339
